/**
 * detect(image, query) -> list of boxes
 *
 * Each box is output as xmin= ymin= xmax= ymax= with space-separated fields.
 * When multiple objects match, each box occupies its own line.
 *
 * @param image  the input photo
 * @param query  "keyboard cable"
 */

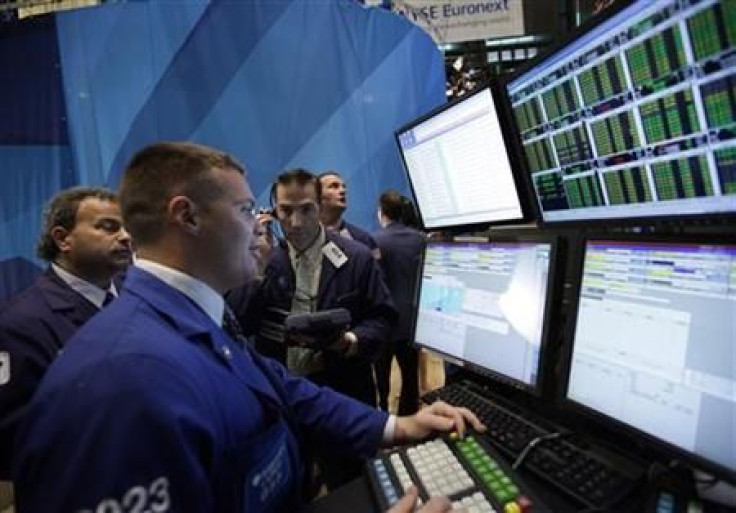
xmin=511 ymin=432 xmax=565 ymax=471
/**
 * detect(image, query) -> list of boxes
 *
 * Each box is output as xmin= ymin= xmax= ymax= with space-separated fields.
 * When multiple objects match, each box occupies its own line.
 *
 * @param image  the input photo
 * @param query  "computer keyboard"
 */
xmin=525 ymin=436 xmax=636 ymax=508
xmin=424 ymin=382 xmax=549 ymax=455
xmin=367 ymin=433 xmax=549 ymax=512
xmin=423 ymin=382 xmax=643 ymax=511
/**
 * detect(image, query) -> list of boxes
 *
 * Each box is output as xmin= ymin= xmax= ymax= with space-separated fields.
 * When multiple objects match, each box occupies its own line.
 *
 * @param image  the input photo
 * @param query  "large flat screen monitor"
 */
xmin=413 ymin=238 xmax=556 ymax=392
xmin=396 ymin=85 xmax=526 ymax=231
xmin=564 ymin=237 xmax=736 ymax=481
xmin=505 ymin=0 xmax=736 ymax=224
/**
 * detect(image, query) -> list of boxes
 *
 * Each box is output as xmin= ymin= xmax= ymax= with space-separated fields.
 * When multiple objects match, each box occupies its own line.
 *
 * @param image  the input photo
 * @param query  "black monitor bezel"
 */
xmin=395 ymin=81 xmax=533 ymax=233
xmin=559 ymin=233 xmax=736 ymax=484
xmin=499 ymin=0 xmax=736 ymax=228
xmin=410 ymin=232 xmax=561 ymax=397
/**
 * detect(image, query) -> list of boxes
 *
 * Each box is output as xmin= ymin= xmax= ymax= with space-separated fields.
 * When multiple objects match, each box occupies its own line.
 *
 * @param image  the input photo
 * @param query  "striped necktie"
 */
xmin=222 ymin=305 xmax=249 ymax=350
xmin=102 ymin=292 xmax=116 ymax=308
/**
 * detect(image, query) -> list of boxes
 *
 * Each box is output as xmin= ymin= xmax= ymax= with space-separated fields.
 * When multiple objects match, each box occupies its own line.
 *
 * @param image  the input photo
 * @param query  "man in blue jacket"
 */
xmin=0 ymin=186 xmax=131 ymax=479
xmin=13 ymin=142 xmax=483 ymax=513
xmin=246 ymin=169 xmax=394 ymax=407
xmin=238 ymin=169 xmax=397 ymax=490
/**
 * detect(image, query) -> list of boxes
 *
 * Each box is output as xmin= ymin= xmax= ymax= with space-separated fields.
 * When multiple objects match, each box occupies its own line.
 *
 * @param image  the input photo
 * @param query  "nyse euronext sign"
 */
xmin=393 ymin=0 xmax=524 ymax=44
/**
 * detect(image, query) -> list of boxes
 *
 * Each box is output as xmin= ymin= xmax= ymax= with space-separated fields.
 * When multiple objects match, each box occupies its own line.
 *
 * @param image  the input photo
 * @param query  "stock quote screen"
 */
xmin=507 ymin=0 xmax=736 ymax=223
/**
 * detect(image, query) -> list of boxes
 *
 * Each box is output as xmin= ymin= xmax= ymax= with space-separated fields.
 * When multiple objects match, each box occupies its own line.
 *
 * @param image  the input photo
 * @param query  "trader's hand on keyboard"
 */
xmin=386 ymin=486 xmax=451 ymax=513
xmin=394 ymin=400 xmax=486 ymax=442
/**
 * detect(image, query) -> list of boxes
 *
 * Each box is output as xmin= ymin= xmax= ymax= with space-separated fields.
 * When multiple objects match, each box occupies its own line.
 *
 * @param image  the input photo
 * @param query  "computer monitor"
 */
xmin=564 ymin=237 xmax=736 ymax=481
xmin=413 ymin=237 xmax=557 ymax=392
xmin=396 ymin=84 xmax=526 ymax=231
xmin=505 ymin=0 xmax=736 ymax=225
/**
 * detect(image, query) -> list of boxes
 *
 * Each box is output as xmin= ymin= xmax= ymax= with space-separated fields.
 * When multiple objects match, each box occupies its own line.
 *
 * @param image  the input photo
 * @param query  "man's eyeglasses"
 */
xmin=241 ymin=201 xmax=258 ymax=218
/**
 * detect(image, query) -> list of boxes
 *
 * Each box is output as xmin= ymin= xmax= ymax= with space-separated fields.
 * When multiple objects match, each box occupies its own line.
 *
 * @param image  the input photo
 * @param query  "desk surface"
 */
xmin=308 ymin=476 xmax=375 ymax=513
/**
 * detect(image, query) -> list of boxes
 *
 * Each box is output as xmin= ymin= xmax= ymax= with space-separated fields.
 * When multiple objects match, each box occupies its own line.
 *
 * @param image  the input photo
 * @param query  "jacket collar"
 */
xmin=270 ymin=231 xmax=349 ymax=304
xmin=38 ymin=268 xmax=98 ymax=319
xmin=123 ymin=267 xmax=282 ymax=407
xmin=123 ymin=266 xmax=214 ymax=339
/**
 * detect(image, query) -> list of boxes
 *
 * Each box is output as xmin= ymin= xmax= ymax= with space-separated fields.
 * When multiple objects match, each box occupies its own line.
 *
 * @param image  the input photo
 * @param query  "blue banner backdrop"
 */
xmin=0 ymin=0 xmax=445 ymax=300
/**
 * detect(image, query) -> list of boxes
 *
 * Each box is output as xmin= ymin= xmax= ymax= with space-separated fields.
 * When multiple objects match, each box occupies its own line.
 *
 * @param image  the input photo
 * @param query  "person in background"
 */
xmin=0 ymin=186 xmax=131 ymax=479
xmin=242 ymin=169 xmax=395 ymax=403
xmin=319 ymin=171 xmax=380 ymax=258
xmin=236 ymin=168 xmax=397 ymax=490
xmin=373 ymin=190 xmax=425 ymax=415
xmin=12 ymin=142 xmax=484 ymax=513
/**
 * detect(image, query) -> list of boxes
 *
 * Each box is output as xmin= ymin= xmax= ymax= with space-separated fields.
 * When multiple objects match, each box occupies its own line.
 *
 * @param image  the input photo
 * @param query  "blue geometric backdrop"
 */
xmin=0 ymin=0 xmax=445 ymax=300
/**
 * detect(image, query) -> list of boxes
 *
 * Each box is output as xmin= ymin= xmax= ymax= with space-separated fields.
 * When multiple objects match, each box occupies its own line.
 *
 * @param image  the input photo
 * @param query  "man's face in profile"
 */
xmin=59 ymin=197 xmax=132 ymax=277
xmin=320 ymin=174 xmax=347 ymax=213
xmin=196 ymin=168 xmax=259 ymax=291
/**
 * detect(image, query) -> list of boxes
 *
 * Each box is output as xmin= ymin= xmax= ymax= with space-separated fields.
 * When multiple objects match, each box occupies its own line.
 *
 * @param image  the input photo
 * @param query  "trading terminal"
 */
xmin=316 ymin=1 xmax=736 ymax=511
xmin=0 ymin=1 xmax=733 ymax=512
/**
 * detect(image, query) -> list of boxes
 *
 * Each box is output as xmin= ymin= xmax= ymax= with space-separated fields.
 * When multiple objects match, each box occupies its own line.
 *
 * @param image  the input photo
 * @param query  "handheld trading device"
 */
xmin=284 ymin=308 xmax=351 ymax=348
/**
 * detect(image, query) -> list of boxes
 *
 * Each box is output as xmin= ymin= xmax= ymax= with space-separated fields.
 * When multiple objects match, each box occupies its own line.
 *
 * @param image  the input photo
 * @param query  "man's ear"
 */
xmin=50 ymin=226 xmax=71 ymax=254
xmin=168 ymin=196 xmax=199 ymax=234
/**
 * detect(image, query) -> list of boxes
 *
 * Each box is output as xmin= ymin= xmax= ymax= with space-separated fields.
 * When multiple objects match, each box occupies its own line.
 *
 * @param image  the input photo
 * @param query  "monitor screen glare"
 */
xmin=397 ymin=88 xmax=524 ymax=229
xmin=506 ymin=0 xmax=736 ymax=223
xmin=415 ymin=241 xmax=552 ymax=388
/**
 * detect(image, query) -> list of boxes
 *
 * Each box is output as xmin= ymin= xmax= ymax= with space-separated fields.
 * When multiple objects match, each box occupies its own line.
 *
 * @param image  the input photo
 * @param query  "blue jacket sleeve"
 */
xmin=0 ymin=315 xmax=58 ymax=478
xmin=261 ymin=354 xmax=389 ymax=458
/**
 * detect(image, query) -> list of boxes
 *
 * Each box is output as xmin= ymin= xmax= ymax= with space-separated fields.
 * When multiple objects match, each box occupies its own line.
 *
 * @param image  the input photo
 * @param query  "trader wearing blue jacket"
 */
xmin=234 ymin=169 xmax=397 ymax=491
xmin=13 ymin=142 xmax=483 ymax=513
xmin=0 ymin=187 xmax=131 ymax=479
xmin=238 ymin=170 xmax=396 ymax=408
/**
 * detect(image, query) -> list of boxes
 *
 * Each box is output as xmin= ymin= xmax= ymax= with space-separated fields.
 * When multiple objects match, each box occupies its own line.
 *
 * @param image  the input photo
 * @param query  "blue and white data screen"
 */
xmin=398 ymin=89 xmax=524 ymax=229
xmin=415 ymin=241 xmax=552 ymax=387
xmin=568 ymin=241 xmax=736 ymax=472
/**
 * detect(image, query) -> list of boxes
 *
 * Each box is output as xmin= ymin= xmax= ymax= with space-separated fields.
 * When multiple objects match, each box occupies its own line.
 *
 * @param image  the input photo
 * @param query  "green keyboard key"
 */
xmin=495 ymin=487 xmax=514 ymax=503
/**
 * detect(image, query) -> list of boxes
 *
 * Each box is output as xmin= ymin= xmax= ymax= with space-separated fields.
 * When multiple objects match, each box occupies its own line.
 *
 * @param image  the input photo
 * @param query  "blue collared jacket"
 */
xmin=13 ymin=267 xmax=388 ymax=512
xmin=0 ymin=268 xmax=102 ymax=478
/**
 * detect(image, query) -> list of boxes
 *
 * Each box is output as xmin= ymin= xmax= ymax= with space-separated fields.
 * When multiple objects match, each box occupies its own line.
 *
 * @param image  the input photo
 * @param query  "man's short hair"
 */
xmin=270 ymin=168 xmax=322 ymax=206
xmin=120 ymin=142 xmax=245 ymax=246
xmin=379 ymin=189 xmax=420 ymax=228
xmin=37 ymin=187 xmax=118 ymax=262
xmin=317 ymin=170 xmax=341 ymax=181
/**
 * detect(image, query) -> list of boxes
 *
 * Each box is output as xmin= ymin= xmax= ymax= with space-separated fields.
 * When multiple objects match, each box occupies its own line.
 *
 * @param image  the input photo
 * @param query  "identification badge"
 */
xmin=0 ymin=351 xmax=10 ymax=386
xmin=322 ymin=242 xmax=348 ymax=269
